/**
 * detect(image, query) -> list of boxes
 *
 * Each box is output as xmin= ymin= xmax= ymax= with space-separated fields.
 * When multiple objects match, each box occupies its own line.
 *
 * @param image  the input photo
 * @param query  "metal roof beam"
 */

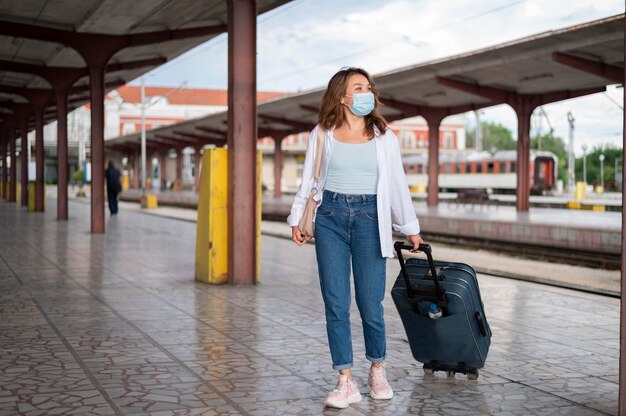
xmin=299 ymin=104 xmax=320 ymax=114
xmin=379 ymin=96 xmax=424 ymax=116
xmin=69 ymin=79 xmax=126 ymax=96
xmin=151 ymin=135 xmax=179 ymax=146
xmin=552 ymin=52 xmax=624 ymax=84
xmin=106 ymin=57 xmax=167 ymax=73
xmin=0 ymin=86 xmax=53 ymax=109
xmin=0 ymin=21 xmax=227 ymax=64
xmin=437 ymin=77 xmax=510 ymax=103
xmin=173 ymin=130 xmax=216 ymax=142
xmin=258 ymin=113 xmax=314 ymax=131
xmin=0 ymin=57 xmax=166 ymax=84
xmin=155 ymin=134 xmax=197 ymax=148
xmin=0 ymin=80 xmax=124 ymax=103
xmin=195 ymin=126 xmax=228 ymax=136
xmin=258 ymin=127 xmax=297 ymax=138
xmin=381 ymin=95 xmax=493 ymax=122
xmin=437 ymin=76 xmax=605 ymax=108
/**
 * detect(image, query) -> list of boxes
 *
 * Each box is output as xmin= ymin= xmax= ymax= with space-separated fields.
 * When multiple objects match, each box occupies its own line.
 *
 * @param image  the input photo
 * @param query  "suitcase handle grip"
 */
xmin=394 ymin=242 xmax=444 ymax=304
xmin=475 ymin=312 xmax=488 ymax=337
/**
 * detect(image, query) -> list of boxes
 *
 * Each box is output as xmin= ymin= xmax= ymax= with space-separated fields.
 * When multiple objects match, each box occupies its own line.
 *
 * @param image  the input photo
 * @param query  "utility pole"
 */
xmin=567 ymin=111 xmax=575 ymax=193
xmin=474 ymin=110 xmax=483 ymax=152
xmin=599 ymin=153 xmax=605 ymax=191
xmin=140 ymin=76 xmax=147 ymax=194
xmin=581 ymin=144 xmax=588 ymax=184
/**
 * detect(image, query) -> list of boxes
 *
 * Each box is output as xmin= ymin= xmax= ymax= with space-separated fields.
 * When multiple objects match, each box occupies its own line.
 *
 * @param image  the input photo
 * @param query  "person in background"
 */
xmin=288 ymin=67 xmax=423 ymax=409
xmin=105 ymin=161 xmax=122 ymax=215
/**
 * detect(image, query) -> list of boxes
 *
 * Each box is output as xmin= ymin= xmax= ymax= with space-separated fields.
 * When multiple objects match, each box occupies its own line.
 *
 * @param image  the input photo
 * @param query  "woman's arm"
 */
xmin=387 ymin=131 xmax=421 ymax=236
xmin=287 ymin=125 xmax=321 ymax=229
xmin=387 ymin=132 xmax=423 ymax=251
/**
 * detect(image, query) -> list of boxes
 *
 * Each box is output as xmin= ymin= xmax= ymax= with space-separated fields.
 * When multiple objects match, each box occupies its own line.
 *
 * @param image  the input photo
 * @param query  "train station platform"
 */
xmin=0 ymin=198 xmax=619 ymax=415
xmin=120 ymin=189 xmax=622 ymax=266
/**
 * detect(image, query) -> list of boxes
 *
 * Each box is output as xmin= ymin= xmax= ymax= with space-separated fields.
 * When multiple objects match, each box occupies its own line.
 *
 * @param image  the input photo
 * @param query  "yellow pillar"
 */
xmin=256 ymin=150 xmax=262 ymax=283
xmin=195 ymin=148 xmax=229 ymax=284
xmin=195 ymin=148 xmax=262 ymax=284
xmin=121 ymin=174 xmax=130 ymax=191
xmin=575 ymin=181 xmax=586 ymax=200
xmin=27 ymin=183 xmax=44 ymax=212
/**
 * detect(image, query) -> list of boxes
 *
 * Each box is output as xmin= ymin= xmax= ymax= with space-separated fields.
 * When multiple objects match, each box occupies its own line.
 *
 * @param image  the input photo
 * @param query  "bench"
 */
xmin=455 ymin=189 xmax=493 ymax=210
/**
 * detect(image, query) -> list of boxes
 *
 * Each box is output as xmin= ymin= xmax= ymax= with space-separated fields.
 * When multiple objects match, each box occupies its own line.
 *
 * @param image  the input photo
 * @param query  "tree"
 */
xmin=466 ymin=122 xmax=516 ymax=152
xmin=531 ymin=133 xmax=567 ymax=182
xmin=575 ymin=144 xmax=623 ymax=190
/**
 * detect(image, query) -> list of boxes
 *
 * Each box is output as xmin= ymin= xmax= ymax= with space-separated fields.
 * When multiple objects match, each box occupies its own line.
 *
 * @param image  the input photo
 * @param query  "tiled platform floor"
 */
xmin=0 ymin=199 xmax=619 ymax=415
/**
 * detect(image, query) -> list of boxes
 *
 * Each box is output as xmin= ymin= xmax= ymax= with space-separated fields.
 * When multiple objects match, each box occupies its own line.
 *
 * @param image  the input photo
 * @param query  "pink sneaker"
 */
xmin=368 ymin=364 xmax=394 ymax=400
xmin=324 ymin=374 xmax=362 ymax=409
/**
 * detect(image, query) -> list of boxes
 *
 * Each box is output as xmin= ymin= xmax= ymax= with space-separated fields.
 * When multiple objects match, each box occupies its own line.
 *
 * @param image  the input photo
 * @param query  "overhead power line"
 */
xmin=259 ymin=0 xmax=528 ymax=86
xmin=147 ymin=0 xmax=307 ymax=77
xmin=604 ymin=91 xmax=624 ymax=110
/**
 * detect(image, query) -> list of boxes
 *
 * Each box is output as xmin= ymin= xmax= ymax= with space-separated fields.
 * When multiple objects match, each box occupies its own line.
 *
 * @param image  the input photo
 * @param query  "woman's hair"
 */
xmin=318 ymin=67 xmax=387 ymax=137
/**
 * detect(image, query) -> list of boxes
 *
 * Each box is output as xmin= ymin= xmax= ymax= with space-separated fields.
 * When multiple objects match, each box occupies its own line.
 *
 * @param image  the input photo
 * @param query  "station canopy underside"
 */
xmin=0 ymin=0 xmax=290 ymax=127
xmin=105 ymin=13 xmax=624 ymax=152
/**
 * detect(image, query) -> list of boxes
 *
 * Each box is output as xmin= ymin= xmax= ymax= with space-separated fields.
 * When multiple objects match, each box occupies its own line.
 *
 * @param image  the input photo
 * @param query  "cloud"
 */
xmin=140 ymin=0 xmax=624 ymax=149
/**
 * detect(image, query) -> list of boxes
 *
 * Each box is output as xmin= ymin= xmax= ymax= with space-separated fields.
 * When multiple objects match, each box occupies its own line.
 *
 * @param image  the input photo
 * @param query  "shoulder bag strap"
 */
xmin=312 ymin=126 xmax=326 ymax=183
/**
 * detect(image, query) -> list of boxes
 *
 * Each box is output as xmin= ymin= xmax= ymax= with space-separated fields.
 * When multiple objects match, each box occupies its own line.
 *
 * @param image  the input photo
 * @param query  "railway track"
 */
xmin=262 ymin=212 xmax=620 ymax=271
xmin=420 ymin=232 xmax=621 ymax=271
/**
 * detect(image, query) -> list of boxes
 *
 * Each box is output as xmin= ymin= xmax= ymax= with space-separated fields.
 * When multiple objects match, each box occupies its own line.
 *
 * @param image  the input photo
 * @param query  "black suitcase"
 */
xmin=391 ymin=242 xmax=491 ymax=379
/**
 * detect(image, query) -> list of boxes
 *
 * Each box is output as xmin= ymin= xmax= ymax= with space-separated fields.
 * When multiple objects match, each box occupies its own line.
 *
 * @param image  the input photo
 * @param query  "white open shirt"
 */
xmin=287 ymin=124 xmax=421 ymax=258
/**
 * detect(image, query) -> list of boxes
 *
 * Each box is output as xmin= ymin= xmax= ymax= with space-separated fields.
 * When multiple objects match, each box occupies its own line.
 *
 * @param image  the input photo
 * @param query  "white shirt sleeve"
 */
xmin=387 ymin=130 xmax=421 ymax=235
xmin=287 ymin=125 xmax=320 ymax=227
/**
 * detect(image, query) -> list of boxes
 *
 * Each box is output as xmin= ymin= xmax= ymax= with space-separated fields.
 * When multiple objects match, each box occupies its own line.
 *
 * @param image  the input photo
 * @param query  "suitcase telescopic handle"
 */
xmin=394 ymin=242 xmax=443 ymax=303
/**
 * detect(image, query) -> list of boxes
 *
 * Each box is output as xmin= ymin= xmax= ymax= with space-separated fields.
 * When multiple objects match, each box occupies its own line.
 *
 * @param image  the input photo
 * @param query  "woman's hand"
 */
xmin=407 ymin=234 xmax=424 ymax=253
xmin=292 ymin=226 xmax=312 ymax=246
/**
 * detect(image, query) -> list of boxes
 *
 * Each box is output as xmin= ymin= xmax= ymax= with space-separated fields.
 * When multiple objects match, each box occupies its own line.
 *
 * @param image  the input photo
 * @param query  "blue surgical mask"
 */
xmin=344 ymin=92 xmax=375 ymax=117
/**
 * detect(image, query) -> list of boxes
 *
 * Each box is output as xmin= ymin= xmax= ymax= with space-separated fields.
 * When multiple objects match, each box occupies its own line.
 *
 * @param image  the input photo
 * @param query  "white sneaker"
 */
xmin=324 ymin=374 xmax=362 ymax=409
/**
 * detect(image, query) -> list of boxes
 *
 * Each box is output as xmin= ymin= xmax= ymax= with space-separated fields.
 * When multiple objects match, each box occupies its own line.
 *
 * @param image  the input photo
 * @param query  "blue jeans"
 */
xmin=107 ymin=191 xmax=119 ymax=215
xmin=315 ymin=190 xmax=387 ymax=370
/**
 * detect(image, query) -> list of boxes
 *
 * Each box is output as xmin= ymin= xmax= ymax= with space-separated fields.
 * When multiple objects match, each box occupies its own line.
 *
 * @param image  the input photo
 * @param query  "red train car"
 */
xmin=403 ymin=150 xmax=558 ymax=194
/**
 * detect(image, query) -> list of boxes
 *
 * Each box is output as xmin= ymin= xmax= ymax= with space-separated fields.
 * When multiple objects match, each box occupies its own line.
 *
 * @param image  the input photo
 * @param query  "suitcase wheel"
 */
xmin=423 ymin=368 xmax=434 ymax=376
xmin=467 ymin=369 xmax=479 ymax=380
xmin=446 ymin=370 xmax=455 ymax=377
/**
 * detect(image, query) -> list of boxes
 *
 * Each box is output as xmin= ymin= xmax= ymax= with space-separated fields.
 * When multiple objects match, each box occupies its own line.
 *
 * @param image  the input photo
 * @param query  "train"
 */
xmin=403 ymin=150 xmax=558 ymax=194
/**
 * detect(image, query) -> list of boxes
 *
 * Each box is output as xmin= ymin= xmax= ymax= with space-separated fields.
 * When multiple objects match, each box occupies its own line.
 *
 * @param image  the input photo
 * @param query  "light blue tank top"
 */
xmin=325 ymin=137 xmax=378 ymax=194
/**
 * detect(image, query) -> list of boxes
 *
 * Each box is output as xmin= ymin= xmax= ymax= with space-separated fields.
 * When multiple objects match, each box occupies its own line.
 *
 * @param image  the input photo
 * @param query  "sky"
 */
xmin=137 ymin=0 xmax=625 ymax=156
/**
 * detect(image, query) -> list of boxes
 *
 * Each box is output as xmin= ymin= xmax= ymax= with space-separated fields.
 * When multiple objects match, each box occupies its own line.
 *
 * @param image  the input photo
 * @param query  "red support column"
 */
xmin=1 ymin=133 xmax=6 ymax=199
xmin=56 ymin=89 xmax=69 ymax=219
xmin=513 ymin=100 xmax=533 ymax=212
xmin=273 ymin=136 xmax=284 ymax=198
xmin=0 ymin=21 xmax=229 ymax=232
xmin=89 ymin=66 xmax=106 ymax=232
xmin=227 ymin=0 xmax=257 ymax=285
xmin=425 ymin=116 xmax=443 ymax=207
xmin=34 ymin=106 xmax=45 ymax=212
xmin=146 ymin=152 xmax=153 ymax=192
xmin=20 ymin=118 xmax=28 ymax=207
xmin=175 ymin=148 xmax=183 ymax=192
xmin=194 ymin=147 xmax=202 ymax=192
xmin=159 ymin=152 xmax=167 ymax=190
xmin=132 ymin=151 xmax=140 ymax=190
xmin=619 ymin=12 xmax=625 ymax=415
xmin=9 ymin=126 xmax=16 ymax=202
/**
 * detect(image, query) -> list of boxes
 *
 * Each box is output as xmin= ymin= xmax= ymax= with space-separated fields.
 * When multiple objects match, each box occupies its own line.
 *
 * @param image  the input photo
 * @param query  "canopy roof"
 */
xmin=0 ymin=0 xmax=290 ymax=125
xmin=106 ymin=13 xmax=624 ymax=151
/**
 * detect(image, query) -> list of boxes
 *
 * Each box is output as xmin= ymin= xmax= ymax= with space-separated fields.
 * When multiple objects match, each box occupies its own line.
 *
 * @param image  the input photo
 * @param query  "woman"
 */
xmin=287 ymin=67 xmax=423 ymax=409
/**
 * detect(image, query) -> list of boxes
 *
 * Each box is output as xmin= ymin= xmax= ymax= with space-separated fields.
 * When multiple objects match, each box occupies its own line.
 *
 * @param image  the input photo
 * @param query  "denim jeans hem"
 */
xmin=366 ymin=354 xmax=386 ymax=363
xmin=333 ymin=363 xmax=353 ymax=370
